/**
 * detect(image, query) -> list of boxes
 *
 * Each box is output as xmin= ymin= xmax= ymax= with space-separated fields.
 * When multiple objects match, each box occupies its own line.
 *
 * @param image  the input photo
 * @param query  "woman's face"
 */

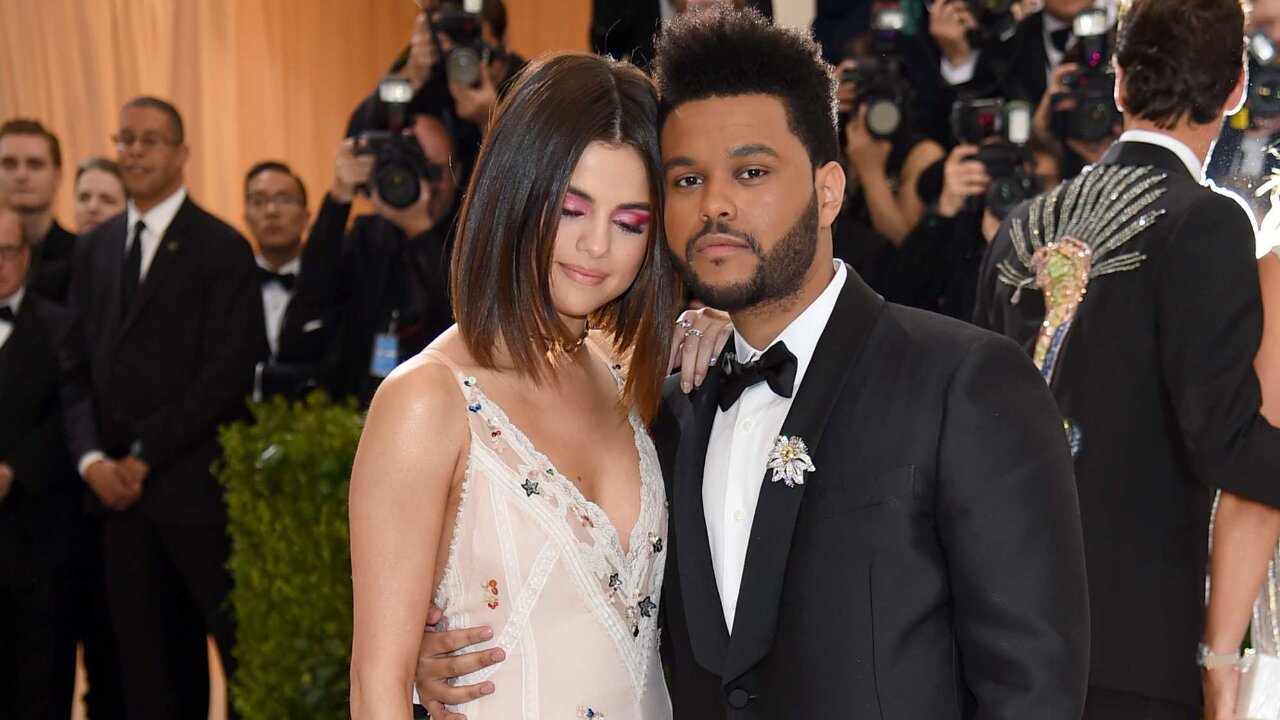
xmin=548 ymin=141 xmax=654 ymax=324
xmin=74 ymin=167 xmax=127 ymax=233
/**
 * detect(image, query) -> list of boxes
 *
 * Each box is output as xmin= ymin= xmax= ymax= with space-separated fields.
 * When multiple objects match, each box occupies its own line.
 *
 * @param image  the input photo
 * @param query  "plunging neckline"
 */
xmin=465 ymin=377 xmax=652 ymax=560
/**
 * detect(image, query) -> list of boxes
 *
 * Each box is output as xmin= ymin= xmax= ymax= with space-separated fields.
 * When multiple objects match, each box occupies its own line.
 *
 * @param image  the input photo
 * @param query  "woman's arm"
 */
xmin=1202 ymin=252 xmax=1280 ymax=720
xmin=350 ymin=358 xmax=468 ymax=720
xmin=896 ymin=139 xmax=946 ymax=234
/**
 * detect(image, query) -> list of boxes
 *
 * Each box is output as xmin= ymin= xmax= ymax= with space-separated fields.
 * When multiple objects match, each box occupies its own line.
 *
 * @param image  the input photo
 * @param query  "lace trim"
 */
xmin=433 ymin=457 xmax=474 ymax=611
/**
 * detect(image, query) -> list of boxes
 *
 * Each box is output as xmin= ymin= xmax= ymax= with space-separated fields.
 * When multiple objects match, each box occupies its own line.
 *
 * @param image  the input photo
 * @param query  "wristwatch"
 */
xmin=1197 ymin=642 xmax=1241 ymax=670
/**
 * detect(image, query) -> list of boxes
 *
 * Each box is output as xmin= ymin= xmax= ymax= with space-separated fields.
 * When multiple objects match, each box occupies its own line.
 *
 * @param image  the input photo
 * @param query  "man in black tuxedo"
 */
xmin=242 ymin=161 xmax=334 ymax=399
xmin=298 ymin=116 xmax=461 ymax=407
xmin=413 ymin=8 xmax=1089 ymax=717
xmin=975 ymin=1 xmax=1280 ymax=717
xmin=0 ymin=119 xmax=77 ymax=305
xmin=62 ymin=96 xmax=264 ymax=719
xmin=0 ymin=202 xmax=81 ymax=719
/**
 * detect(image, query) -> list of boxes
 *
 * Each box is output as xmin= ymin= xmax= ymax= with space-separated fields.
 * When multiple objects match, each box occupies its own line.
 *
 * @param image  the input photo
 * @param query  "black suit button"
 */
xmin=727 ymin=688 xmax=752 ymax=709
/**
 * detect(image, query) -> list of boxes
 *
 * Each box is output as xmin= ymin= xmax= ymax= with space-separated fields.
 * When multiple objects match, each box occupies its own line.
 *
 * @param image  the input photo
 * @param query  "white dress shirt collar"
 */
xmin=733 ymin=260 xmax=848 ymax=390
xmin=256 ymin=254 xmax=301 ymax=275
xmin=1 ymin=284 xmax=25 ymax=314
xmin=1116 ymin=129 xmax=1205 ymax=180
xmin=127 ymin=186 xmax=187 ymax=244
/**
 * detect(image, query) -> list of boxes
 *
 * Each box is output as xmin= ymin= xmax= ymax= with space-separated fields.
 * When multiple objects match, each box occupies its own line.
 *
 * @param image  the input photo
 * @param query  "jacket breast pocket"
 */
xmin=812 ymin=464 xmax=916 ymax=520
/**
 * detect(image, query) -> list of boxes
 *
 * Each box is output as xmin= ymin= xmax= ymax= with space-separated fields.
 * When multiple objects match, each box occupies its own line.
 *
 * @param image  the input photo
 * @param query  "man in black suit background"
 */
xmin=0 ymin=119 xmax=77 ymax=304
xmin=413 ymin=6 xmax=1090 ymax=717
xmin=0 ymin=201 xmax=81 ymax=719
xmin=975 ymin=1 xmax=1280 ymax=716
xmin=63 ymin=96 xmax=265 ymax=719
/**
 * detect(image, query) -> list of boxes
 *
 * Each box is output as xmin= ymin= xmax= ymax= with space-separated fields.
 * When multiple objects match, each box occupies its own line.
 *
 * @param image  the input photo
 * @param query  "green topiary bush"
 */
xmin=217 ymin=392 xmax=365 ymax=719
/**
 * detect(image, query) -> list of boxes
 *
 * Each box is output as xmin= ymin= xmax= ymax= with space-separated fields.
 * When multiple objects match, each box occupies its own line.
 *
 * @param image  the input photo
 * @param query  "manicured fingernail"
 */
xmin=481 ymin=682 xmax=495 ymax=696
xmin=490 ymin=648 xmax=505 ymax=661
xmin=709 ymin=356 xmax=717 ymax=366
xmin=681 ymin=381 xmax=692 ymax=394
xmin=479 ymin=627 xmax=493 ymax=640
xmin=694 ymin=375 xmax=704 ymax=387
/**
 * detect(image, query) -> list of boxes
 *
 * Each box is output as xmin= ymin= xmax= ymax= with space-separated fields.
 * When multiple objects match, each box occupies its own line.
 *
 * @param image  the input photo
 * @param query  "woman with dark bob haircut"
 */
xmin=349 ymin=52 xmax=727 ymax=719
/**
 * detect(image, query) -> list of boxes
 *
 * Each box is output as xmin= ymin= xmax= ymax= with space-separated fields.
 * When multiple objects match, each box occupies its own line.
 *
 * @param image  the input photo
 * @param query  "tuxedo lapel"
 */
xmin=673 ymin=365 xmax=732 ymax=675
xmin=0 ymin=307 xmax=32 ymax=406
xmin=720 ymin=267 xmax=885 ymax=684
xmin=119 ymin=200 xmax=192 ymax=338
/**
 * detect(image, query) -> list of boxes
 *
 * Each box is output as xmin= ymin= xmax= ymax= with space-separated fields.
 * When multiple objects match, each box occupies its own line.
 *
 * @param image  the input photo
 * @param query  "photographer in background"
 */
xmin=296 ymin=114 xmax=462 ymax=407
xmin=346 ymin=0 xmax=525 ymax=188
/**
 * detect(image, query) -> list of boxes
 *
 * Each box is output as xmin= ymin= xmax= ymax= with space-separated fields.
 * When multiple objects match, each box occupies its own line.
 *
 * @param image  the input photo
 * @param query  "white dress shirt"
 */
xmin=1116 ymin=129 xmax=1205 ymax=180
xmin=257 ymin=255 xmax=300 ymax=359
xmin=941 ymin=11 xmax=1071 ymax=88
xmin=79 ymin=186 xmax=189 ymax=477
xmin=702 ymin=260 xmax=848 ymax=632
xmin=0 ymin=285 xmax=25 ymax=352
xmin=125 ymin=186 xmax=188 ymax=282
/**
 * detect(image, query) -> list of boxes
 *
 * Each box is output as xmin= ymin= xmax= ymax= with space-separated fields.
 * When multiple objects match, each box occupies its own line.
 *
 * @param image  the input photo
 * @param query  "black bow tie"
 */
xmin=1050 ymin=27 xmax=1072 ymax=54
xmin=717 ymin=341 xmax=798 ymax=411
xmin=259 ymin=267 xmax=296 ymax=291
xmin=0 ymin=305 xmax=13 ymax=323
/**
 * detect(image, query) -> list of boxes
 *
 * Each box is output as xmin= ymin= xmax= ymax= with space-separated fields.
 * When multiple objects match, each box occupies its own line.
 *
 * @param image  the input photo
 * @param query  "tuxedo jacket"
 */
xmin=62 ymin=199 xmax=265 ymax=526
xmin=974 ymin=141 xmax=1280 ymax=705
xmin=28 ymin=221 xmax=77 ymax=305
xmin=962 ymin=11 xmax=1050 ymax=105
xmin=0 ymin=293 xmax=80 ymax=535
xmin=655 ymin=267 xmax=1090 ymax=718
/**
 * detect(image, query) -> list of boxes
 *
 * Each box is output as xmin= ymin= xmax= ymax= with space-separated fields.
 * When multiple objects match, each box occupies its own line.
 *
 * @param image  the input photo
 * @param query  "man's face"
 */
xmin=0 ymin=134 xmax=61 ymax=214
xmin=662 ymin=94 xmax=821 ymax=311
xmin=0 ymin=210 xmax=30 ymax=299
xmin=244 ymin=170 xmax=310 ymax=253
xmin=410 ymin=114 xmax=460 ymax=223
xmin=116 ymin=105 xmax=188 ymax=202
xmin=1045 ymin=0 xmax=1094 ymax=23
xmin=1252 ymin=0 xmax=1280 ymax=45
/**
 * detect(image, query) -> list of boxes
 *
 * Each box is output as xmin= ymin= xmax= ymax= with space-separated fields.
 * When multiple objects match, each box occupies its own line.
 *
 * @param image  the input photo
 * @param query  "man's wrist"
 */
xmin=329 ymin=186 xmax=356 ymax=205
xmin=79 ymin=450 xmax=107 ymax=479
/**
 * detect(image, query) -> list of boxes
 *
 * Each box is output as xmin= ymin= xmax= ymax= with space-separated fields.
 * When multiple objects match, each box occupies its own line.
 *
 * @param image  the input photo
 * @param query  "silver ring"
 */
xmin=676 ymin=318 xmax=693 ymax=330
xmin=685 ymin=327 xmax=705 ymax=339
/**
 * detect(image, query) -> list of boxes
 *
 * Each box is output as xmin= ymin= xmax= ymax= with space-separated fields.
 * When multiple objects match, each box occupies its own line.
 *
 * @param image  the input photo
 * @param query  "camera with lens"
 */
xmin=963 ymin=0 xmax=1017 ymax=46
xmin=429 ymin=4 xmax=502 ymax=89
xmin=1054 ymin=9 xmax=1120 ymax=143
xmin=841 ymin=4 xmax=910 ymax=141
xmin=355 ymin=77 xmax=443 ymax=210
xmin=1246 ymin=31 xmax=1280 ymax=121
xmin=950 ymin=97 xmax=1040 ymax=219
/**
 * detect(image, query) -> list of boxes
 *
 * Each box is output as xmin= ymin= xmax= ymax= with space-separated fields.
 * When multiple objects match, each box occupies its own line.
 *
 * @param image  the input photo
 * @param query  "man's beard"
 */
xmin=675 ymin=194 xmax=819 ymax=313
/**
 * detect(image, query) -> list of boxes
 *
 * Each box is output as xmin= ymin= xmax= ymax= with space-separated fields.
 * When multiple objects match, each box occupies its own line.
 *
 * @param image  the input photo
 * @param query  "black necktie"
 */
xmin=259 ymin=267 xmax=297 ymax=291
xmin=717 ymin=341 xmax=798 ymax=411
xmin=0 ymin=305 xmax=14 ymax=323
xmin=122 ymin=220 xmax=144 ymax=312
xmin=1050 ymin=28 xmax=1072 ymax=54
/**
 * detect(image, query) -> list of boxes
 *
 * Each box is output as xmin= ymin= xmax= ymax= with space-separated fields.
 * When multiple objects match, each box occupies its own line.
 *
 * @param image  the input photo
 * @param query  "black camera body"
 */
xmin=964 ymin=0 xmax=1017 ymax=46
xmin=1248 ymin=32 xmax=1280 ymax=120
xmin=1054 ymin=9 xmax=1120 ymax=143
xmin=354 ymin=130 xmax=442 ymax=210
xmin=950 ymin=97 xmax=1040 ymax=219
xmin=431 ymin=8 xmax=498 ymax=88
xmin=841 ymin=5 xmax=909 ymax=141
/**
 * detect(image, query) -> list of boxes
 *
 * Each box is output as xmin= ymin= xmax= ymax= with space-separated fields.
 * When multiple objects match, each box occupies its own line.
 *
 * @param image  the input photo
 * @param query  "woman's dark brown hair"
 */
xmin=450 ymin=51 xmax=679 ymax=422
xmin=1116 ymin=0 xmax=1246 ymax=128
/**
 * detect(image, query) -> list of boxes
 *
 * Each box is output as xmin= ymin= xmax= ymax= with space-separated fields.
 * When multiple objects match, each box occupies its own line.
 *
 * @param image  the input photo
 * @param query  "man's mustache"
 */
xmin=685 ymin=220 xmax=761 ymax=262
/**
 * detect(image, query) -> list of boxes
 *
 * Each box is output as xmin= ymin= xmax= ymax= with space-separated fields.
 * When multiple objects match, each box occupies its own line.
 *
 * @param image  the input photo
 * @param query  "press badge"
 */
xmin=371 ymin=334 xmax=400 ymax=378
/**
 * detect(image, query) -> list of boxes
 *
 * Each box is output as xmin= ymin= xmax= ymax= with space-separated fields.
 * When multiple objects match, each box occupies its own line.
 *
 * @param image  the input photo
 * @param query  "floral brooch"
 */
xmin=767 ymin=435 xmax=815 ymax=488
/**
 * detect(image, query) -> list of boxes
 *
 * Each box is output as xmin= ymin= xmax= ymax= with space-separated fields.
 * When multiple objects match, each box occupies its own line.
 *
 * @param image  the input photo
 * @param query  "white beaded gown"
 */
xmin=431 ymin=364 xmax=672 ymax=720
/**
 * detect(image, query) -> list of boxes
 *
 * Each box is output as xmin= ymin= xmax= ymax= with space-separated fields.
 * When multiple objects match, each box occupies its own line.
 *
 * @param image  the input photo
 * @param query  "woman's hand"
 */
xmin=669 ymin=306 xmax=734 ymax=394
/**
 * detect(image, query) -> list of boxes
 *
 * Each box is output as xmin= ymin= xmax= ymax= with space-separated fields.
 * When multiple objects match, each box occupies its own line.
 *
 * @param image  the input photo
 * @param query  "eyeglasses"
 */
xmin=246 ymin=193 xmax=305 ymax=210
xmin=0 ymin=245 xmax=29 ymax=262
xmin=112 ymin=133 xmax=177 ymax=151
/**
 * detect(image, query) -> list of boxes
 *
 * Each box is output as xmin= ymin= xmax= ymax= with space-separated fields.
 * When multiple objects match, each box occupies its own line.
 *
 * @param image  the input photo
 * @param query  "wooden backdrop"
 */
xmin=0 ymin=0 xmax=591 ymax=233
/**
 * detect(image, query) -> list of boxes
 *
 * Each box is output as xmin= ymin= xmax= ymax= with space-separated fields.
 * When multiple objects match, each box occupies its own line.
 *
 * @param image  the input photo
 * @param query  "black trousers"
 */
xmin=76 ymin=515 xmax=127 ymax=719
xmin=1083 ymin=686 xmax=1199 ymax=720
xmin=102 ymin=511 xmax=238 ymax=720
xmin=0 ymin=508 xmax=78 ymax=720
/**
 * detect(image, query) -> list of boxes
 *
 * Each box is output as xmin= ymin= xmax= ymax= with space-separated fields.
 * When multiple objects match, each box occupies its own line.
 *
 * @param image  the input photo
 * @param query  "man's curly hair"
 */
xmin=652 ymin=5 xmax=839 ymax=168
xmin=1116 ymin=0 xmax=1245 ymax=128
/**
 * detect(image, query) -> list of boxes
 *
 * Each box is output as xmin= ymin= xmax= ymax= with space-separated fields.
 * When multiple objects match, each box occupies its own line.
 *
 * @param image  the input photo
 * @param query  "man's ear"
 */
xmin=814 ymin=160 xmax=846 ymax=230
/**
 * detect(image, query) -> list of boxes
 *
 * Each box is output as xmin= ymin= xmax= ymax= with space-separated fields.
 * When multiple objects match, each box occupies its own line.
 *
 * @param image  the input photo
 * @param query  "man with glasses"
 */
xmin=62 ymin=96 xmax=264 ymax=719
xmin=0 ymin=119 xmax=77 ymax=304
xmin=0 ymin=201 xmax=83 ymax=719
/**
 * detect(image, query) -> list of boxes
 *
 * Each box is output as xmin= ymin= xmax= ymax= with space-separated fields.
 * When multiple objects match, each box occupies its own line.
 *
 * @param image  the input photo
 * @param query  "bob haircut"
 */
xmin=450 ymin=52 xmax=679 ymax=423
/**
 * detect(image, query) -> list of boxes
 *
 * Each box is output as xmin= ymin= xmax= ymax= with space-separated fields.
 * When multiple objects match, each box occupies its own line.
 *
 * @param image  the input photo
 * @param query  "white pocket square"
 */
xmin=303 ymin=319 xmax=325 ymax=333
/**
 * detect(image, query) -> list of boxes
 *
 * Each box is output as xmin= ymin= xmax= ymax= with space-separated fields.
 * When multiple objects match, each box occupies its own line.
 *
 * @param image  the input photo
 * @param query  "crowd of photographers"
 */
xmin=4 ymin=0 xmax=1280 ymax=716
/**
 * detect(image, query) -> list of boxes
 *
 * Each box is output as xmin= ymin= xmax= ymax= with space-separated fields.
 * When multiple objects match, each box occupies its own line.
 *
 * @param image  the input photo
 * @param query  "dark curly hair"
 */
xmin=653 ymin=5 xmax=839 ymax=168
xmin=1116 ymin=0 xmax=1245 ymax=128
